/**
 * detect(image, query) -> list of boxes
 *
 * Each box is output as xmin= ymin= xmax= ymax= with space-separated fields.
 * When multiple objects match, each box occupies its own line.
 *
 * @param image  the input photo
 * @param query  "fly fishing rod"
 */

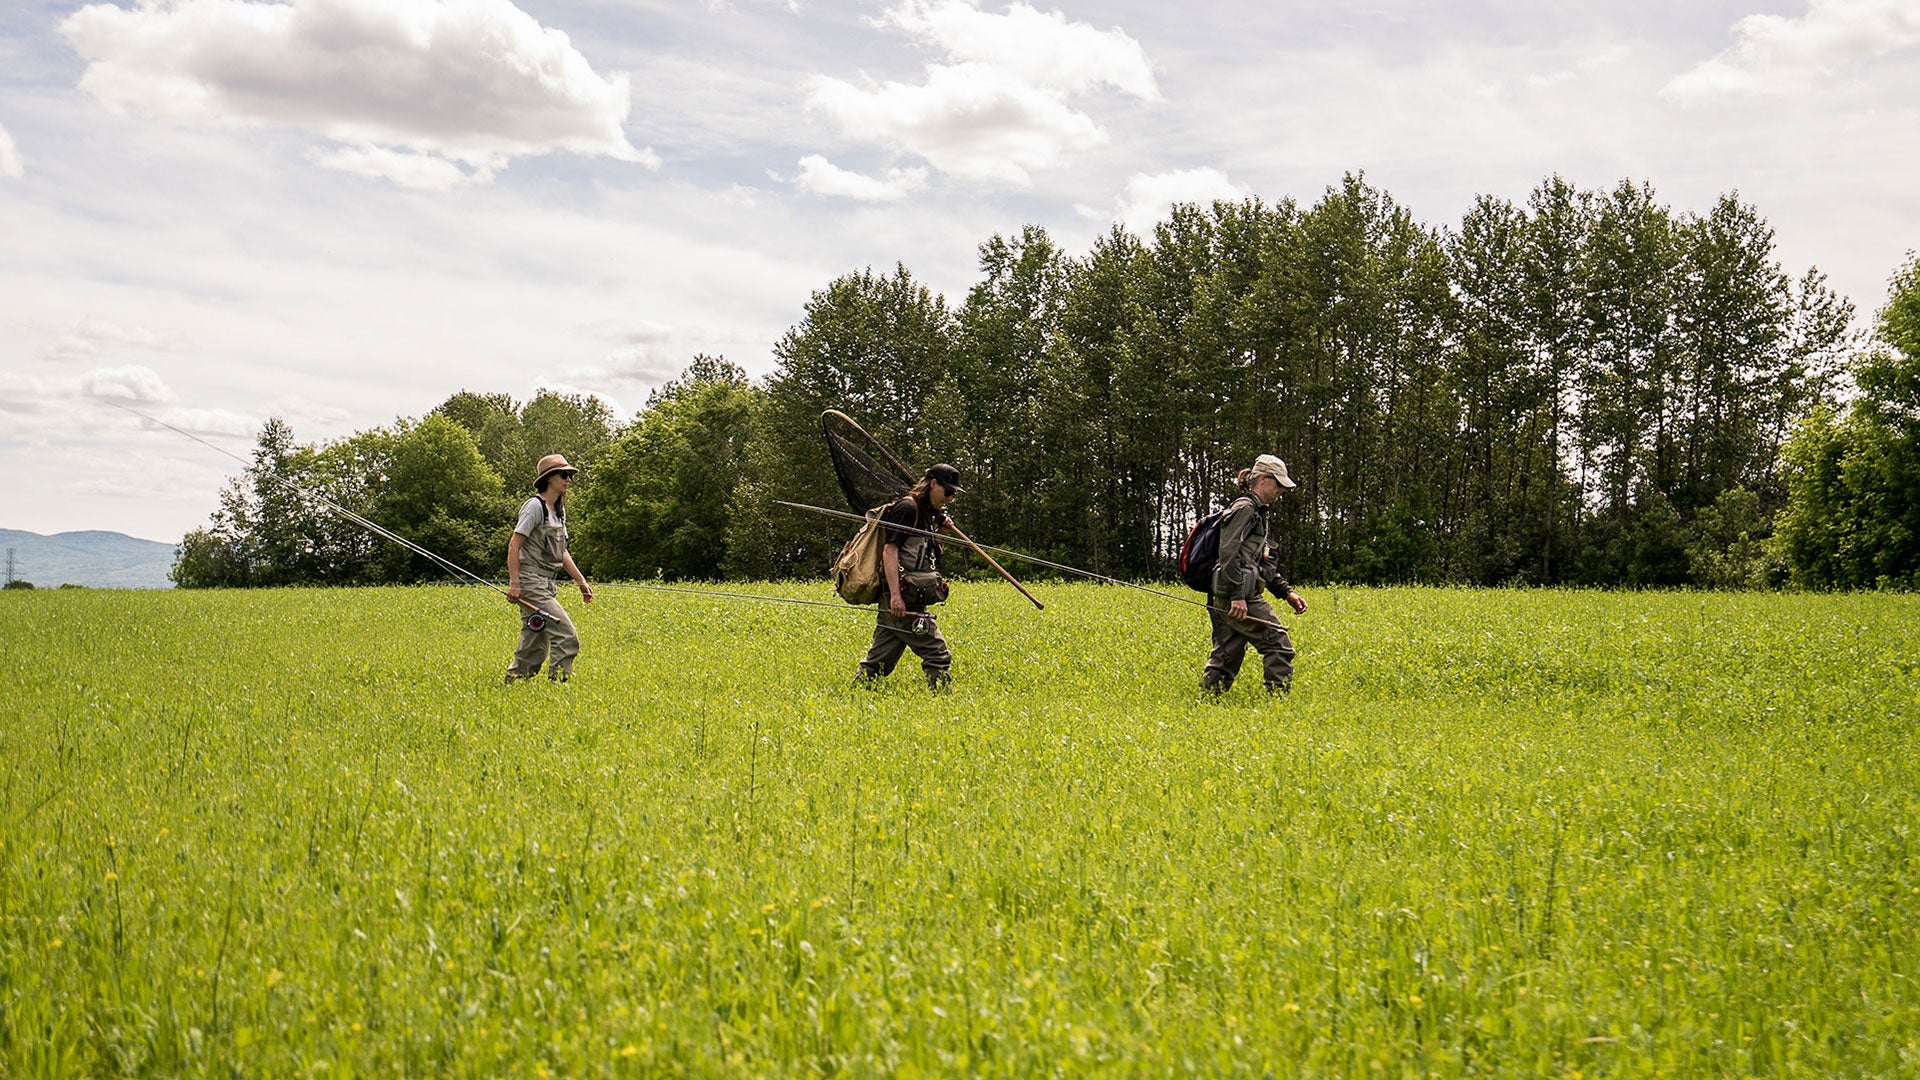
xmin=490 ymin=577 xmax=887 ymax=622
xmin=114 ymin=401 xmax=886 ymax=629
xmin=106 ymin=401 xmax=555 ymax=620
xmin=774 ymin=499 xmax=1295 ymax=631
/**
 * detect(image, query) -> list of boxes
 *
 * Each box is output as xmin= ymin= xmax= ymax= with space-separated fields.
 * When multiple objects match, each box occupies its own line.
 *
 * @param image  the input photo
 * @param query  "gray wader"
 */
xmin=507 ymin=496 xmax=579 ymax=682
xmin=1203 ymin=495 xmax=1296 ymax=693
xmin=859 ymin=506 xmax=952 ymax=687
xmin=1203 ymin=594 xmax=1295 ymax=693
xmin=509 ymin=575 xmax=579 ymax=681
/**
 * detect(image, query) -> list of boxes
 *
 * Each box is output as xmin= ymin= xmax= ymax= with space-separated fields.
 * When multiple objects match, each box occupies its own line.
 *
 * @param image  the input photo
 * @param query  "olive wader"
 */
xmin=1203 ymin=495 xmax=1296 ymax=694
xmin=508 ymin=497 xmax=580 ymax=682
xmin=859 ymin=502 xmax=952 ymax=688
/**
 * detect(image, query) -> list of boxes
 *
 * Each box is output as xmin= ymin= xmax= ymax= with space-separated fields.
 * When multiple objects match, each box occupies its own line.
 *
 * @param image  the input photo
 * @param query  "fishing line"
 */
xmin=774 ymin=499 xmax=1294 ymax=631
xmin=489 ymin=577 xmax=885 ymax=621
xmin=112 ymin=401 xmax=894 ymax=628
xmin=108 ymin=401 xmax=541 ymax=615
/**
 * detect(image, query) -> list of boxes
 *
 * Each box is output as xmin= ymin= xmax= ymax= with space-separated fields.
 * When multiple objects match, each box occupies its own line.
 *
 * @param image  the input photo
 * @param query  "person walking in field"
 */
xmin=1204 ymin=454 xmax=1308 ymax=696
xmin=505 ymin=454 xmax=593 ymax=684
xmin=858 ymin=463 xmax=963 ymax=690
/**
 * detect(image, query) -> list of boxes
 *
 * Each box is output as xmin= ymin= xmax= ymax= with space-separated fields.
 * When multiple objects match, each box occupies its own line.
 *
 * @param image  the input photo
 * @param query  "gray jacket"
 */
xmin=1210 ymin=496 xmax=1292 ymax=601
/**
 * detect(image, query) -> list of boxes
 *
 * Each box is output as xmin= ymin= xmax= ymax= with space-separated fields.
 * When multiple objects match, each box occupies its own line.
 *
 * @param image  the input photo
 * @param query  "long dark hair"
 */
xmin=904 ymin=477 xmax=935 ymax=513
xmin=536 ymin=473 xmax=567 ymax=519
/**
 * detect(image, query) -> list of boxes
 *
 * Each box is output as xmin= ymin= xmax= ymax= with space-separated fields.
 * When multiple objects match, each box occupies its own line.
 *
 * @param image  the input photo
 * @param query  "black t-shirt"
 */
xmin=881 ymin=498 xmax=945 ymax=563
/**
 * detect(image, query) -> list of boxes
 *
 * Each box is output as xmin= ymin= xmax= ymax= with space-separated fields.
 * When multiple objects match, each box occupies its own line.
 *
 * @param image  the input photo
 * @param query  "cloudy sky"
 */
xmin=2 ymin=0 xmax=1917 ymax=544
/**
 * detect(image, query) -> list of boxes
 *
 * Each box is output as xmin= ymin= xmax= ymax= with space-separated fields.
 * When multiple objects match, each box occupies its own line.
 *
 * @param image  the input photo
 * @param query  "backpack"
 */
xmin=1177 ymin=503 xmax=1232 ymax=592
xmin=832 ymin=505 xmax=890 ymax=604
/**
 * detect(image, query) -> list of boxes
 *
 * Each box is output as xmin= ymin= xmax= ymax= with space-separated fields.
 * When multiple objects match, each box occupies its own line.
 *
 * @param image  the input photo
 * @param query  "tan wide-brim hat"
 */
xmin=1250 ymin=453 xmax=1296 ymax=488
xmin=534 ymin=453 xmax=578 ymax=488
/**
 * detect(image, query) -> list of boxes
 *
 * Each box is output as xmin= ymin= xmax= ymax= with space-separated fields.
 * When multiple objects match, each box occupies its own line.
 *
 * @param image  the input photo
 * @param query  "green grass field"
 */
xmin=3 ymin=583 xmax=1917 ymax=1077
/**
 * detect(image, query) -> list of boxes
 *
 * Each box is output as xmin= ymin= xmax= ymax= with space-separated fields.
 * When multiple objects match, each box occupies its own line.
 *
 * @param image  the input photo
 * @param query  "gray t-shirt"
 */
xmin=514 ymin=496 xmax=569 ymax=578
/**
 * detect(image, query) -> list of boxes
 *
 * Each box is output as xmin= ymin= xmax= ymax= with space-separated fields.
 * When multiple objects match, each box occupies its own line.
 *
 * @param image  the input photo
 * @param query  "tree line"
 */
xmin=172 ymin=173 xmax=1920 ymax=591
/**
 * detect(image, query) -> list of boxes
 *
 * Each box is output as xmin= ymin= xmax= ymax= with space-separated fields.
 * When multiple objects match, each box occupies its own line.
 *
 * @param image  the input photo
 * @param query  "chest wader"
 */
xmin=1201 ymin=503 xmax=1295 ymax=695
xmin=507 ymin=508 xmax=581 ymax=683
xmin=858 ymin=511 xmax=953 ymax=688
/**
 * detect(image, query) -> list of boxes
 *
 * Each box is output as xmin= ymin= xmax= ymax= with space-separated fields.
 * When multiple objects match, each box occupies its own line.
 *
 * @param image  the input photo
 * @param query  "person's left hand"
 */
xmin=1286 ymin=591 xmax=1307 ymax=615
xmin=579 ymin=582 xmax=594 ymax=604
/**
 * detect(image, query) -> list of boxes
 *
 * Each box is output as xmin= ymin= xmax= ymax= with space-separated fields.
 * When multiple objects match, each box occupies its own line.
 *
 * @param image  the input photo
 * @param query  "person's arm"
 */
xmin=507 ymin=533 xmax=525 ymax=603
xmin=561 ymin=551 xmax=593 ymax=604
xmin=884 ymin=543 xmax=905 ymax=618
xmin=1212 ymin=502 xmax=1256 ymax=616
xmin=1260 ymin=547 xmax=1306 ymax=615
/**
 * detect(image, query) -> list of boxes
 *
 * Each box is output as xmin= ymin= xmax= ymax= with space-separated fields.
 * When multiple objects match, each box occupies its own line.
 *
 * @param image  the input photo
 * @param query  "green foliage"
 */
xmin=176 ymin=416 xmax=510 ymax=588
xmin=1685 ymin=486 xmax=1784 ymax=589
xmin=175 ymin=175 xmax=1889 ymax=589
xmin=1856 ymin=253 xmax=1920 ymax=422
xmin=369 ymin=414 xmax=512 ymax=582
xmin=3 ymin=585 xmax=1918 ymax=1074
xmin=2 ymin=579 xmax=32 ymax=590
xmin=573 ymin=358 xmax=763 ymax=580
xmin=169 ymin=528 xmax=245 ymax=588
xmin=434 ymin=388 xmax=618 ymax=496
xmin=732 ymin=265 xmax=953 ymax=579
xmin=1775 ymin=254 xmax=1920 ymax=588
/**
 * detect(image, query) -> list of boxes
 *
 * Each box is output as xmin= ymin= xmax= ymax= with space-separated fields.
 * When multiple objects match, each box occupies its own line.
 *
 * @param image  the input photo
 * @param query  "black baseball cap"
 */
xmin=926 ymin=463 xmax=964 ymax=494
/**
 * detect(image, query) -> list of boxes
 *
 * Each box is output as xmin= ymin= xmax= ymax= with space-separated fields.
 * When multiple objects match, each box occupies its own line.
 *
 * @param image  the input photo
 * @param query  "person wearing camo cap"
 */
xmin=505 ymin=454 xmax=594 ymax=683
xmin=1203 ymin=453 xmax=1308 ymax=696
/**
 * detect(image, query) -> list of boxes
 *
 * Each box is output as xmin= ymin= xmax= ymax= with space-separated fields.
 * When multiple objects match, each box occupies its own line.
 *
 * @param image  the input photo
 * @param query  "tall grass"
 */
xmin=3 ymin=584 xmax=1916 ymax=1076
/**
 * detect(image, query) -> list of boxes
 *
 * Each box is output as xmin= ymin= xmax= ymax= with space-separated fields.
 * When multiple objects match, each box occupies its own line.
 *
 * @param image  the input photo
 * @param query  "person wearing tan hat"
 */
xmin=1203 ymin=454 xmax=1307 ymax=696
xmin=505 ymin=453 xmax=593 ymax=683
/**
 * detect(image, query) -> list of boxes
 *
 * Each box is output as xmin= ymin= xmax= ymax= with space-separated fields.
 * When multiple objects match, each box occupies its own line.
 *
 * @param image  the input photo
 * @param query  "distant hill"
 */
xmin=0 ymin=529 xmax=179 ymax=589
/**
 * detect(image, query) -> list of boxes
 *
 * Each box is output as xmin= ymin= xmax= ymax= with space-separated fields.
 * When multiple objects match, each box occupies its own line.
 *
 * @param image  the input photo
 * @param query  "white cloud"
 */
xmin=1099 ymin=168 xmax=1251 ymax=237
xmin=0 ymin=371 xmax=54 ymax=414
xmin=43 ymin=316 xmax=192 ymax=364
xmin=0 ymin=122 xmax=22 ymax=178
xmin=810 ymin=63 xmax=1108 ymax=184
xmin=310 ymin=143 xmax=482 ymax=191
xmin=137 ymin=406 xmax=259 ymax=439
xmin=60 ymin=0 xmax=658 ymax=185
xmin=881 ymin=0 xmax=1157 ymax=98
xmin=808 ymin=1 xmax=1156 ymax=185
xmin=579 ymin=318 xmax=679 ymax=348
xmin=791 ymin=154 xmax=927 ymax=201
xmin=82 ymin=365 xmax=180 ymax=405
xmin=1664 ymin=0 xmax=1920 ymax=100
xmin=565 ymin=324 xmax=708 ymax=393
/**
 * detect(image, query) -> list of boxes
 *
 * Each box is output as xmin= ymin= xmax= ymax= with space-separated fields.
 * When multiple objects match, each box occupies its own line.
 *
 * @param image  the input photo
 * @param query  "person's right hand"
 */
xmin=507 ymin=583 xmax=522 ymax=603
xmin=890 ymin=594 xmax=907 ymax=618
xmin=1228 ymin=598 xmax=1247 ymax=620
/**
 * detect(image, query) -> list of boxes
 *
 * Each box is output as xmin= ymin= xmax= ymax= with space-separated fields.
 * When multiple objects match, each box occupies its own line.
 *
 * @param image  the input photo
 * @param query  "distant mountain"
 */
xmin=0 ymin=529 xmax=179 ymax=589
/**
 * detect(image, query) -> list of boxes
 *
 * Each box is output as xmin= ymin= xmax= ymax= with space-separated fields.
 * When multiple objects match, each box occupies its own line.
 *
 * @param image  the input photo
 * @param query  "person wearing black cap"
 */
xmin=858 ymin=463 xmax=963 ymax=688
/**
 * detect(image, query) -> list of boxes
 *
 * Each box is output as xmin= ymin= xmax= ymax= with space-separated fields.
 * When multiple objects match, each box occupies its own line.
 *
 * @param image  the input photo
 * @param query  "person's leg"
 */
xmin=542 ymin=598 xmax=579 ymax=681
xmin=1202 ymin=603 xmax=1250 ymax=693
xmin=904 ymin=615 xmax=952 ymax=688
xmin=858 ymin=619 xmax=908 ymax=678
xmin=507 ymin=580 xmax=557 ymax=680
xmin=1244 ymin=596 xmax=1296 ymax=692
